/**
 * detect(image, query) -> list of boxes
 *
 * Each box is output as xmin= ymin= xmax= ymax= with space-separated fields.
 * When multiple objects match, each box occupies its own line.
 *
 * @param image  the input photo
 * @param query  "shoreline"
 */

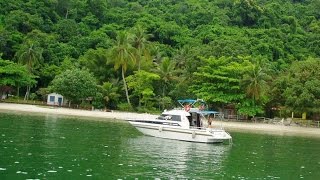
xmin=1 ymin=103 xmax=320 ymax=138
xmin=213 ymin=120 xmax=320 ymax=138
xmin=0 ymin=103 xmax=158 ymax=121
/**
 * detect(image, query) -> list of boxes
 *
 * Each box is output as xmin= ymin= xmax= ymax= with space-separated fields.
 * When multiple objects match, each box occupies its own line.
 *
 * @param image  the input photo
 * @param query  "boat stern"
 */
xmin=207 ymin=129 xmax=232 ymax=143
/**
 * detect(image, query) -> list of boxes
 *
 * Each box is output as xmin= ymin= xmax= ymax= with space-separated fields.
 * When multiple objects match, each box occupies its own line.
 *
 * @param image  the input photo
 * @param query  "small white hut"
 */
xmin=47 ymin=93 xmax=64 ymax=106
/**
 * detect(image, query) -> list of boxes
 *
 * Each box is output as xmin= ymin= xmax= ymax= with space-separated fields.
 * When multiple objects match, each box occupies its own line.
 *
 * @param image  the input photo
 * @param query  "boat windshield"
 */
xmin=157 ymin=114 xmax=181 ymax=122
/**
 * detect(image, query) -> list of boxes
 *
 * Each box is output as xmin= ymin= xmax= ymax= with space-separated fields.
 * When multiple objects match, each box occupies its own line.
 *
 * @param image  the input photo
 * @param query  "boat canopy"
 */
xmin=199 ymin=110 xmax=219 ymax=115
xmin=177 ymin=99 xmax=197 ymax=104
xmin=178 ymin=99 xmax=219 ymax=115
xmin=177 ymin=99 xmax=205 ymax=105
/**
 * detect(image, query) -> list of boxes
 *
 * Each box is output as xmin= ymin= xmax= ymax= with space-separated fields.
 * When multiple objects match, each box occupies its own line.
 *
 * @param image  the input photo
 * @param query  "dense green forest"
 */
xmin=1 ymin=0 xmax=320 ymax=119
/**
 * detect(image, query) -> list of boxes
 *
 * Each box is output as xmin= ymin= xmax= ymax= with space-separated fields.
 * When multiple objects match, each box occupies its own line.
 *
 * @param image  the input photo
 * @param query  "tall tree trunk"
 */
xmin=65 ymin=9 xmax=69 ymax=19
xmin=162 ymin=84 xmax=165 ymax=97
xmin=122 ymin=67 xmax=131 ymax=106
xmin=161 ymin=83 xmax=167 ymax=110
xmin=24 ymin=86 xmax=30 ymax=101
xmin=137 ymin=52 xmax=141 ymax=71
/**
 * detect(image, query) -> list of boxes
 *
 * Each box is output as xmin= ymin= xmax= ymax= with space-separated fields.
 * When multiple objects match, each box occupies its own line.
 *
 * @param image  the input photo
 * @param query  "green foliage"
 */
xmin=157 ymin=96 xmax=173 ymax=110
xmin=36 ymin=87 xmax=50 ymax=101
xmin=92 ymin=92 xmax=105 ymax=109
xmin=54 ymin=19 xmax=79 ymax=43
xmin=1 ymin=0 xmax=320 ymax=117
xmin=16 ymin=40 xmax=43 ymax=73
xmin=117 ymin=102 xmax=134 ymax=112
xmin=99 ymin=81 xmax=121 ymax=109
xmin=79 ymin=48 xmax=113 ymax=84
xmin=79 ymin=101 xmax=92 ymax=110
xmin=231 ymin=0 xmax=263 ymax=27
xmin=51 ymin=68 xmax=97 ymax=105
xmin=237 ymin=99 xmax=264 ymax=116
xmin=154 ymin=57 xmax=177 ymax=97
xmin=29 ymin=93 xmax=37 ymax=100
xmin=238 ymin=56 xmax=271 ymax=116
xmin=191 ymin=56 xmax=249 ymax=104
xmin=0 ymin=59 xmax=36 ymax=88
xmin=281 ymin=58 xmax=320 ymax=113
xmin=241 ymin=57 xmax=271 ymax=100
xmin=111 ymin=31 xmax=135 ymax=73
xmin=38 ymin=64 xmax=60 ymax=87
xmin=4 ymin=10 xmax=43 ymax=34
xmin=126 ymin=70 xmax=160 ymax=108
xmin=131 ymin=25 xmax=152 ymax=71
xmin=110 ymin=31 xmax=136 ymax=106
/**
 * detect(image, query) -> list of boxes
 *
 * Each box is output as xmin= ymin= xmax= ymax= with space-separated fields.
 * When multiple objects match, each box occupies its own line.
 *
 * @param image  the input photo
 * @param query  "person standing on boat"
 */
xmin=208 ymin=117 xmax=213 ymax=128
xmin=184 ymin=104 xmax=191 ymax=112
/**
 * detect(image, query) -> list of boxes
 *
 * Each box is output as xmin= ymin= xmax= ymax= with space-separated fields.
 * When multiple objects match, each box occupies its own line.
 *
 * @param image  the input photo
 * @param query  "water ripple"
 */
xmin=47 ymin=170 xmax=57 ymax=173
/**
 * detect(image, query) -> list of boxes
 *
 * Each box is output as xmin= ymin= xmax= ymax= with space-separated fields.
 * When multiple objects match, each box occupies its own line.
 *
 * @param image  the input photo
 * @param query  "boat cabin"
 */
xmin=178 ymin=99 xmax=219 ymax=129
xmin=157 ymin=110 xmax=191 ymax=128
xmin=157 ymin=108 xmax=218 ymax=129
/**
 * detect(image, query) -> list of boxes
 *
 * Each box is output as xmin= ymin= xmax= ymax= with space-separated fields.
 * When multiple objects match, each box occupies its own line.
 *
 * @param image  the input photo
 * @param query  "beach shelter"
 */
xmin=47 ymin=93 xmax=64 ymax=106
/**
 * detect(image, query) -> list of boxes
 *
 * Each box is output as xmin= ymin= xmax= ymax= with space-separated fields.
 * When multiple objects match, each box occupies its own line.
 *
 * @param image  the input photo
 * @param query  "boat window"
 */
xmin=157 ymin=115 xmax=166 ymax=120
xmin=158 ymin=114 xmax=181 ymax=121
xmin=157 ymin=114 xmax=172 ymax=120
xmin=170 ymin=115 xmax=181 ymax=121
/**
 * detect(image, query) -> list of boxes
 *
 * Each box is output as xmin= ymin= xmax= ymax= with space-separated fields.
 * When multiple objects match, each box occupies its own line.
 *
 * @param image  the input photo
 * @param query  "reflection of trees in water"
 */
xmin=125 ymin=136 xmax=231 ymax=179
xmin=42 ymin=116 xmax=140 ymax=177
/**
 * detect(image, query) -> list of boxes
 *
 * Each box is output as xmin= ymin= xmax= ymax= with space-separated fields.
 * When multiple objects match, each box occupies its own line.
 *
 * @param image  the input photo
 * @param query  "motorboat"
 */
xmin=128 ymin=99 xmax=232 ymax=143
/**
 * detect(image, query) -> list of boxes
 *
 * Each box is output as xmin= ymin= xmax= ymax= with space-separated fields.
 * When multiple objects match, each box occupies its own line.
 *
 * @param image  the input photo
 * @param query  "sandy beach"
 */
xmin=1 ymin=103 xmax=320 ymax=138
xmin=0 ymin=103 xmax=158 ymax=121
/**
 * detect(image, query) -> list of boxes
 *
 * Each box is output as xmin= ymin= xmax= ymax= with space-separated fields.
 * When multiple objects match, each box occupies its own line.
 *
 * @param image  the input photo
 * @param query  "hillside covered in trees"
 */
xmin=1 ymin=0 xmax=320 ymax=118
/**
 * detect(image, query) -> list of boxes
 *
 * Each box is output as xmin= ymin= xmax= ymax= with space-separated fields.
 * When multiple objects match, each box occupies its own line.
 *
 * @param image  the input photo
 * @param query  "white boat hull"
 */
xmin=129 ymin=121 xmax=231 ymax=143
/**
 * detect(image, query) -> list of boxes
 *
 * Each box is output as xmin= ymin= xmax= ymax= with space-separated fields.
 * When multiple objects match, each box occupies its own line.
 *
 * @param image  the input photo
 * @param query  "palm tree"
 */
xmin=16 ymin=42 xmax=43 ymax=100
xmin=154 ymin=57 xmax=176 ymax=97
xmin=101 ymin=80 xmax=121 ymax=109
xmin=110 ymin=31 xmax=135 ymax=106
xmin=173 ymin=46 xmax=189 ymax=69
xmin=132 ymin=25 xmax=151 ymax=71
xmin=242 ymin=62 xmax=269 ymax=104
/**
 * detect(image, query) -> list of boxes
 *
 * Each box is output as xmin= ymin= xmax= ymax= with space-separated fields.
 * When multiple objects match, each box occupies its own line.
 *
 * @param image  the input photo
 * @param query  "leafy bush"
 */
xmin=79 ymin=101 xmax=92 ymax=110
xmin=92 ymin=92 xmax=105 ymax=109
xmin=29 ymin=93 xmax=37 ymax=100
xmin=117 ymin=103 xmax=134 ymax=112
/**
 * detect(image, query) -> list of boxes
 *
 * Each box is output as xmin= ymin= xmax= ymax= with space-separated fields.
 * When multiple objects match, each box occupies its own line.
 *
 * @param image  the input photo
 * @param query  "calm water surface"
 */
xmin=1 ymin=112 xmax=320 ymax=179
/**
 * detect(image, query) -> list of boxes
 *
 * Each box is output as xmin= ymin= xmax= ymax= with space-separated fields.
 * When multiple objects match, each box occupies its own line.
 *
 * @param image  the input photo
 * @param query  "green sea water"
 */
xmin=1 ymin=112 xmax=320 ymax=179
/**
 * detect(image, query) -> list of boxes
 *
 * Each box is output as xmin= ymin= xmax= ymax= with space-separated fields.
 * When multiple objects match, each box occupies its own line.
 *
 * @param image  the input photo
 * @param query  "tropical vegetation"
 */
xmin=1 ymin=0 xmax=320 ymax=119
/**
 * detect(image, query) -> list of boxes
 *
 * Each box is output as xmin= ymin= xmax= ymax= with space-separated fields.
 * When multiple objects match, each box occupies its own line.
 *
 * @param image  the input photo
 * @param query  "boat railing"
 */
xmin=190 ymin=125 xmax=224 ymax=131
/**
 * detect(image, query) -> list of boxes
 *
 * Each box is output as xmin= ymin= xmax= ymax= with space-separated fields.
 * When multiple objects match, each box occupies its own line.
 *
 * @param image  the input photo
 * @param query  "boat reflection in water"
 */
xmin=126 ymin=136 xmax=231 ymax=178
xmin=128 ymin=99 xmax=232 ymax=143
